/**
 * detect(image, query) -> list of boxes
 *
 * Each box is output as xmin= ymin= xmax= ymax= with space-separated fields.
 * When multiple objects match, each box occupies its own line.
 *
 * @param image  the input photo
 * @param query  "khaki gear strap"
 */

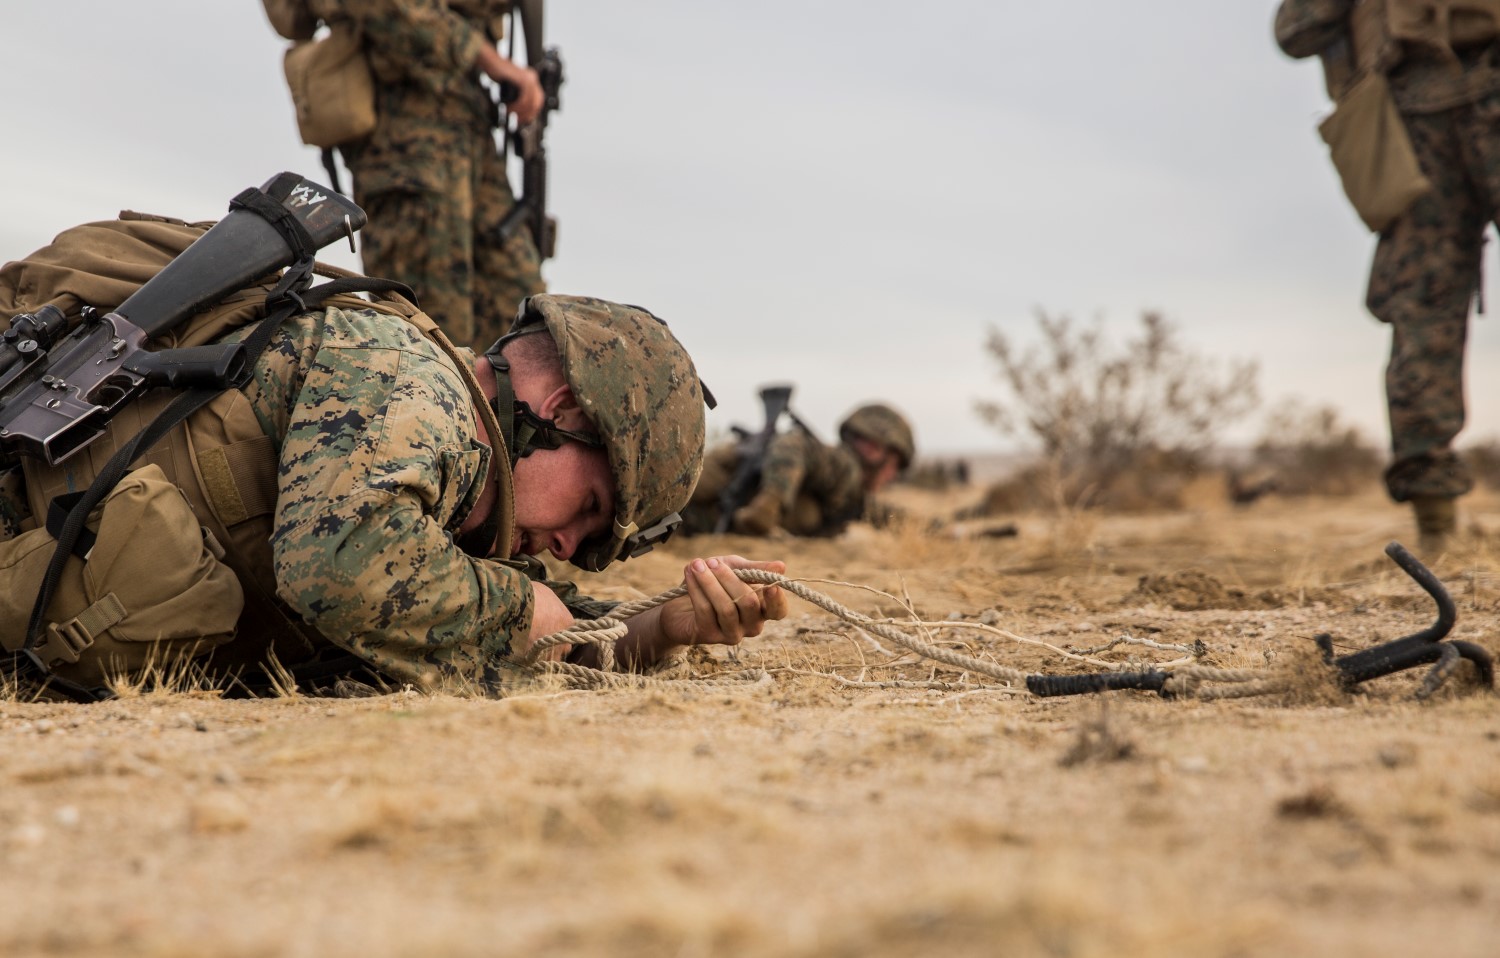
xmin=431 ymin=324 xmax=517 ymax=559
xmin=196 ymin=436 xmax=278 ymax=526
xmin=37 ymin=593 xmax=126 ymax=667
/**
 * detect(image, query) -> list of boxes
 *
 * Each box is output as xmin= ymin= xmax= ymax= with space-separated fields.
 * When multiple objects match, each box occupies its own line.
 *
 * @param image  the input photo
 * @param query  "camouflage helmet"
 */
xmin=510 ymin=295 xmax=709 ymax=571
xmin=839 ymin=403 xmax=915 ymax=469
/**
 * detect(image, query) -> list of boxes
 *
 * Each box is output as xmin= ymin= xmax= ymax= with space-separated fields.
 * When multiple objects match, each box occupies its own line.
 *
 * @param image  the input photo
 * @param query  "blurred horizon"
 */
xmin=4 ymin=2 xmax=1500 ymax=462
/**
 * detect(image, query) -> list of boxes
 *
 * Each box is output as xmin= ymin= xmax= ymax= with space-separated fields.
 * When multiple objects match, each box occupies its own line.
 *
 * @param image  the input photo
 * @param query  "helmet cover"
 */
xmin=512 ymin=295 xmax=708 ymax=570
xmin=839 ymin=403 xmax=916 ymax=469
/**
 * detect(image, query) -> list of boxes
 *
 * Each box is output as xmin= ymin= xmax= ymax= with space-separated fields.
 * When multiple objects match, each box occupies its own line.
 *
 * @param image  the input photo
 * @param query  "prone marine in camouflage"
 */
xmin=1276 ymin=0 xmax=1500 ymax=551
xmin=0 ymin=263 xmax=786 ymax=690
xmin=683 ymin=402 xmax=916 ymax=538
xmin=240 ymin=304 xmax=528 ymax=687
xmin=328 ymin=0 xmax=544 ymax=353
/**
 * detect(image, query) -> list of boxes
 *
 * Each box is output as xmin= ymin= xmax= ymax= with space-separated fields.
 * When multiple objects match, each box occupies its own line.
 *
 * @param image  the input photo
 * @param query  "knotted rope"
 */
xmin=513 ymin=570 xmax=1187 ymax=694
xmin=515 ymin=563 xmax=1490 ymax=701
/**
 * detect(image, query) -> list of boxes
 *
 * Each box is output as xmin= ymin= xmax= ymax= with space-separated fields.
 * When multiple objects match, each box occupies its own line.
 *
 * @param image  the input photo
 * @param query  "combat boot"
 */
xmin=732 ymin=490 xmax=783 ymax=536
xmin=1410 ymin=495 xmax=1457 ymax=557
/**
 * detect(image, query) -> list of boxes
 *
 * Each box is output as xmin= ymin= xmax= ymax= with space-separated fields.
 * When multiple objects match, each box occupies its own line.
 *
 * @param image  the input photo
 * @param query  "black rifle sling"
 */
xmin=19 ymin=271 xmax=416 ymax=695
xmin=320 ymin=147 xmax=346 ymax=198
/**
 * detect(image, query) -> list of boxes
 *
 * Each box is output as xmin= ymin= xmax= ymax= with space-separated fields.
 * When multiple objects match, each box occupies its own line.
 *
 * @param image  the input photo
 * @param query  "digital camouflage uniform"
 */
xmin=681 ymin=430 xmax=864 ymax=537
xmin=1276 ymin=0 xmax=1500 ymax=503
xmin=684 ymin=408 xmax=910 ymax=538
xmin=0 ymin=305 xmax=594 ymax=690
xmin=753 ymin=430 xmax=867 ymax=536
xmin=0 ymin=203 xmax=707 ymax=692
xmin=336 ymin=0 xmax=544 ymax=354
xmin=225 ymin=304 xmax=536 ymax=687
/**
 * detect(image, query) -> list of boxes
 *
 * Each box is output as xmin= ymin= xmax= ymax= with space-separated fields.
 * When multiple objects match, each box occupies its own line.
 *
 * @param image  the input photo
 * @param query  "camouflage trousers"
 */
xmin=350 ymin=132 xmax=545 ymax=355
xmin=679 ymin=436 xmax=863 ymax=538
xmin=760 ymin=432 xmax=859 ymax=514
xmin=1365 ymin=95 xmax=1500 ymax=501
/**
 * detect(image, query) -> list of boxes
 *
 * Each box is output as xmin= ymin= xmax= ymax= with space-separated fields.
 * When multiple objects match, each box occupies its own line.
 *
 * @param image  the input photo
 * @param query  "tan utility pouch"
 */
xmin=283 ymin=23 xmax=377 ymax=148
xmin=262 ymin=0 xmax=318 ymax=42
xmin=0 ymin=464 xmax=244 ymax=687
xmin=1318 ymin=70 xmax=1433 ymax=231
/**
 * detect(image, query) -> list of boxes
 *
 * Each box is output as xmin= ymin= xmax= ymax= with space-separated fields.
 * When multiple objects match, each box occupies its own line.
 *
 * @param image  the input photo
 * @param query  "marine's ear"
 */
xmin=534 ymin=383 xmax=589 ymax=431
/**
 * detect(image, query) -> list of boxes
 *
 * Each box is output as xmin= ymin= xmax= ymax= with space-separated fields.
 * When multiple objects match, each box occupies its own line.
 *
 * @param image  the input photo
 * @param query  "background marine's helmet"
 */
xmin=838 ymin=403 xmax=915 ymax=470
xmin=514 ymin=295 xmax=709 ymax=571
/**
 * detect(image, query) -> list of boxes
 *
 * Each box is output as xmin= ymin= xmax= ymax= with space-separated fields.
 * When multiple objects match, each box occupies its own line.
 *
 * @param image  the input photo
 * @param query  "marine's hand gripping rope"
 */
xmin=518 ymin=569 xmax=1036 ymax=691
xmin=519 ymin=544 xmax=1494 ymax=701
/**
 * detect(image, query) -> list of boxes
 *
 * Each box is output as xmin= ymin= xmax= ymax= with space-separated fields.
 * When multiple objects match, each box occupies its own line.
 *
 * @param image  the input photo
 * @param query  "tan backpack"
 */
xmin=0 ymin=464 xmax=244 ymax=687
xmin=0 ymin=215 xmax=264 ymax=683
xmin=0 ymin=212 xmax=388 ymax=686
xmin=262 ymin=0 xmax=319 ymax=41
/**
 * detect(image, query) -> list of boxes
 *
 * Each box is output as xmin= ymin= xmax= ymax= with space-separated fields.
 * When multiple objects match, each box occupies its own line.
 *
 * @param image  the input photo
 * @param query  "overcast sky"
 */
xmin=4 ymin=1 xmax=1499 ymax=458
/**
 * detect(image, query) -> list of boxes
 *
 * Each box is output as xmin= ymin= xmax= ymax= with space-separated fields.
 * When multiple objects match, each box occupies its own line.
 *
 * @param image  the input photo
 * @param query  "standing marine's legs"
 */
xmin=351 ymin=133 xmax=482 ymax=349
xmin=1366 ymin=105 xmax=1484 ymax=554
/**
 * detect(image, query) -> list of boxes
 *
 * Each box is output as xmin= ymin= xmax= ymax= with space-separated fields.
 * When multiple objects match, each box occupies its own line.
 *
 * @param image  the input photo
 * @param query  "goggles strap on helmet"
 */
xmin=484 ymin=336 xmax=603 ymax=466
xmin=483 ymin=341 xmax=523 ymax=467
xmin=510 ymin=403 xmax=603 ymax=457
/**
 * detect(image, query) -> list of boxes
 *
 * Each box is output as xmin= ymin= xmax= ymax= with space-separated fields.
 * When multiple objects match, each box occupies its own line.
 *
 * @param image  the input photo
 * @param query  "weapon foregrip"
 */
xmin=123 ymin=344 xmax=247 ymax=389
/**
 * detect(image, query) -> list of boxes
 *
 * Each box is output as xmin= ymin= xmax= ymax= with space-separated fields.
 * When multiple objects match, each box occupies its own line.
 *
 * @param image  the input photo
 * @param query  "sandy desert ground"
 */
xmin=2 ymin=474 xmax=1498 ymax=958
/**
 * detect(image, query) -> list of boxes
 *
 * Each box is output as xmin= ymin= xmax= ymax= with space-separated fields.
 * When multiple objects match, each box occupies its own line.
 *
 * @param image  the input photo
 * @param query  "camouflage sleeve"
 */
xmin=1274 ymin=0 xmax=1352 ymax=59
xmin=758 ymin=430 xmax=817 ymax=508
xmin=259 ymin=307 xmax=533 ymax=688
xmin=340 ymin=0 xmax=487 ymax=82
xmin=501 ymin=554 xmax=621 ymax=620
xmin=804 ymin=441 xmax=866 ymax=524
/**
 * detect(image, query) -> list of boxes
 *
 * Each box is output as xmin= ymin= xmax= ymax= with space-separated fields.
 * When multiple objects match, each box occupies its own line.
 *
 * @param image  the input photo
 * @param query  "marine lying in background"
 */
xmin=679 ymin=386 xmax=916 ymax=538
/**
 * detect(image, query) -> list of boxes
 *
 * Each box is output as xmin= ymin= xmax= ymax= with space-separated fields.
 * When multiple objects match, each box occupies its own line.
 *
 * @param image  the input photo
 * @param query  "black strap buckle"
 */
xmin=2 ymin=649 xmax=114 ymax=703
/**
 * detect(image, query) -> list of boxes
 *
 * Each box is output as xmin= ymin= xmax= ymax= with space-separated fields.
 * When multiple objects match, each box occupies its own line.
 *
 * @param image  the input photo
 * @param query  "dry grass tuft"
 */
xmin=103 ymin=646 xmax=223 ymax=700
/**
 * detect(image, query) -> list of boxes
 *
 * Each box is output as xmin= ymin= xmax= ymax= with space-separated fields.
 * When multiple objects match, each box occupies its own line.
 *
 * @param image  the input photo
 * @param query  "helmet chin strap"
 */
xmin=483 ymin=339 xmax=602 ymax=467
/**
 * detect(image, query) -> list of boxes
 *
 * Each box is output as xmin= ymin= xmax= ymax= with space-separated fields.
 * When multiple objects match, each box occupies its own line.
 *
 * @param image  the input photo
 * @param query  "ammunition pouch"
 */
xmin=1387 ymin=0 xmax=1500 ymax=54
xmin=262 ymin=0 xmax=318 ymax=42
xmin=283 ymin=22 xmax=377 ymax=149
xmin=1318 ymin=70 xmax=1433 ymax=231
xmin=1342 ymin=1 xmax=1500 ymax=78
xmin=0 ymin=464 xmax=243 ymax=687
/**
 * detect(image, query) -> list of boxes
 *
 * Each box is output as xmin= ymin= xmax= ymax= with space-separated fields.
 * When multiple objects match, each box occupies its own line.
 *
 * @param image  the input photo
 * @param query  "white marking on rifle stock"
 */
xmin=287 ymin=184 xmax=327 ymax=209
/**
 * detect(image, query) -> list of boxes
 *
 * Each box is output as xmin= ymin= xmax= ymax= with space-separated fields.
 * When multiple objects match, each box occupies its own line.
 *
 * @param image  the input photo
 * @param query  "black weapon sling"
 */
xmin=10 ymin=190 xmax=414 ymax=702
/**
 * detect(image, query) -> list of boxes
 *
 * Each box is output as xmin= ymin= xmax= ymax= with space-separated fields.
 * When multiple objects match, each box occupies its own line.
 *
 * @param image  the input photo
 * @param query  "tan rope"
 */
xmin=512 ymin=569 xmax=1029 ymax=692
xmin=514 ymin=569 xmax=1327 ymax=701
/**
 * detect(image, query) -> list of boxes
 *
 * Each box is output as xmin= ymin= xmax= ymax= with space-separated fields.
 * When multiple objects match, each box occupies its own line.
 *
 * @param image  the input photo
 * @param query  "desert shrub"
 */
xmin=1463 ymin=436 xmax=1500 ymax=490
xmin=1249 ymin=399 xmax=1381 ymax=497
xmin=973 ymin=311 xmax=1259 ymax=511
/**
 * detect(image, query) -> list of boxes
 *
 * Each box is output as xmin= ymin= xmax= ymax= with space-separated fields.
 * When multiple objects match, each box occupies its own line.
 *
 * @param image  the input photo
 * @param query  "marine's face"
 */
xmin=509 ymin=442 xmax=616 ymax=561
xmin=851 ymin=436 xmax=902 ymax=493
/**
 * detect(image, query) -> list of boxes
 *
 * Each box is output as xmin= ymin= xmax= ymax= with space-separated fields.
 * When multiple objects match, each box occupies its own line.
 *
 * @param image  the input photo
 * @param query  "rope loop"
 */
xmin=508 ymin=567 xmax=1487 ymax=701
